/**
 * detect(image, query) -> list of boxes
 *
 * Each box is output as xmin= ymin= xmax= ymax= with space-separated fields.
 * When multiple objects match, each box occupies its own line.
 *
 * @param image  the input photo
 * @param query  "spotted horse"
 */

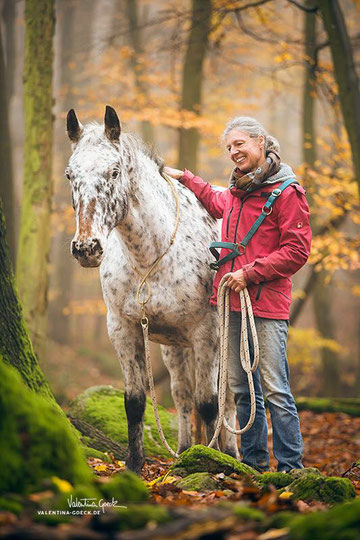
xmin=66 ymin=106 xmax=238 ymax=473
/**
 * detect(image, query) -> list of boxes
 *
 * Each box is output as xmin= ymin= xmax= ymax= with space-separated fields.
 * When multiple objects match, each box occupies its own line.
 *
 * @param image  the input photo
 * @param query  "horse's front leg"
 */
xmin=107 ymin=315 xmax=147 ymax=474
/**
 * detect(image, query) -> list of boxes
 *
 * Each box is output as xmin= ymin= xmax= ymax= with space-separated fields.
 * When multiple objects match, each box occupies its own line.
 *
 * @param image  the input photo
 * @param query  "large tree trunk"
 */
xmin=16 ymin=0 xmax=55 ymax=360
xmin=317 ymin=0 xmax=360 ymax=190
xmin=0 ymin=19 xmax=15 ymax=267
xmin=178 ymin=0 xmax=212 ymax=171
xmin=302 ymin=2 xmax=340 ymax=396
xmin=0 ymin=199 xmax=53 ymax=400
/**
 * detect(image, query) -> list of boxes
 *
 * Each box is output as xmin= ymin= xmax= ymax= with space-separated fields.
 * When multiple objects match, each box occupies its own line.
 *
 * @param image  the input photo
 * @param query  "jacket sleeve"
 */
xmin=180 ymin=169 xmax=227 ymax=219
xmin=242 ymin=185 xmax=312 ymax=283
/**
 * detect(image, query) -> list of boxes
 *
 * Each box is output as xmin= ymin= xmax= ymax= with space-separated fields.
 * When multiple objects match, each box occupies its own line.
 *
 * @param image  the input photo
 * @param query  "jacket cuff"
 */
xmin=242 ymin=262 xmax=260 ymax=285
xmin=180 ymin=169 xmax=195 ymax=185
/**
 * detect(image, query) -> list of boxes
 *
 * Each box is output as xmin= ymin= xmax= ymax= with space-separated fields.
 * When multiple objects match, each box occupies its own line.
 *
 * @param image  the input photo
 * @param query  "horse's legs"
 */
xmin=161 ymin=345 xmax=193 ymax=453
xmin=107 ymin=315 xmax=147 ymax=474
xmin=224 ymin=387 xmax=240 ymax=458
xmin=192 ymin=317 xmax=221 ymax=450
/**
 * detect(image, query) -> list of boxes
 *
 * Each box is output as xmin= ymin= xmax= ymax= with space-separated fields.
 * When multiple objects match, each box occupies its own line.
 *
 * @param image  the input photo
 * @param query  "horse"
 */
xmin=66 ymin=105 xmax=238 ymax=473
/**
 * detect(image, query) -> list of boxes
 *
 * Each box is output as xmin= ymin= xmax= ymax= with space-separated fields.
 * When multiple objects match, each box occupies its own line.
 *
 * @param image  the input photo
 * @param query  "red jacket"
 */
xmin=181 ymin=169 xmax=312 ymax=319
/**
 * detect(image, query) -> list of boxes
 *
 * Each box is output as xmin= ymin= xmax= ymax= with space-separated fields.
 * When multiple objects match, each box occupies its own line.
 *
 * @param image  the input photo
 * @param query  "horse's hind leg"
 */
xmin=224 ymin=387 xmax=240 ymax=458
xmin=192 ymin=317 xmax=220 ymax=450
xmin=161 ymin=345 xmax=193 ymax=453
xmin=107 ymin=315 xmax=147 ymax=474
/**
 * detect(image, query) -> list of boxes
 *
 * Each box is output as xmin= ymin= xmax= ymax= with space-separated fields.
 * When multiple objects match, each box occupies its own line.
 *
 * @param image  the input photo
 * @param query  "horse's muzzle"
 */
xmin=71 ymin=238 xmax=104 ymax=267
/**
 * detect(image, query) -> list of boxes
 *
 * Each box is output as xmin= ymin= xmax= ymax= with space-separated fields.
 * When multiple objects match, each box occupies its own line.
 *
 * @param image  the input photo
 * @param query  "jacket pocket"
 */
xmin=266 ymin=286 xmax=291 ymax=301
xmin=256 ymin=283 xmax=264 ymax=301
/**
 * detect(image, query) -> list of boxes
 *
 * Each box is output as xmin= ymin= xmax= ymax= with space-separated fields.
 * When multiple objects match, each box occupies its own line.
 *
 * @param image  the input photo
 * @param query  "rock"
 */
xmin=0 ymin=361 xmax=91 ymax=495
xmin=288 ymin=467 xmax=322 ymax=479
xmin=70 ymin=386 xmax=178 ymax=458
xmin=289 ymin=498 xmax=360 ymax=539
xmin=171 ymin=445 xmax=258 ymax=477
xmin=256 ymin=472 xmax=293 ymax=489
xmin=232 ymin=504 xmax=265 ymax=522
xmin=286 ymin=473 xmax=356 ymax=504
xmin=176 ymin=472 xmax=219 ymax=492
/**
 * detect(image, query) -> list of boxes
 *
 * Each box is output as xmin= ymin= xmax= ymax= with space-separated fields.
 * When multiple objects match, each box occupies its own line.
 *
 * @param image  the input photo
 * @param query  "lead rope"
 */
xmin=137 ymin=174 xmax=259 ymax=459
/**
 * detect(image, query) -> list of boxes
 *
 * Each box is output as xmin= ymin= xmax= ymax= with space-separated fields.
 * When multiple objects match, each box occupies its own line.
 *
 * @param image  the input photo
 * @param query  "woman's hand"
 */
xmin=225 ymin=269 xmax=247 ymax=293
xmin=164 ymin=166 xmax=184 ymax=180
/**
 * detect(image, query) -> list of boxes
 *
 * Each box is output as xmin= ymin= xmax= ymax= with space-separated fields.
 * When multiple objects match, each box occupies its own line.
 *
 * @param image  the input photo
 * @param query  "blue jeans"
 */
xmin=227 ymin=311 xmax=303 ymax=472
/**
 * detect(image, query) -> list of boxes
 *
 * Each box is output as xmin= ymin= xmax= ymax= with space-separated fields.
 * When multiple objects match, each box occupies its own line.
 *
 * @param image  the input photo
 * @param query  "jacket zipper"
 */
xmin=256 ymin=283 xmax=264 ymax=300
xmin=226 ymin=207 xmax=233 ymax=237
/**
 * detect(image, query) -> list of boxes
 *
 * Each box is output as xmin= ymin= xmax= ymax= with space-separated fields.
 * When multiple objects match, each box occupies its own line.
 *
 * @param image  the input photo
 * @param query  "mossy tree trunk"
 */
xmin=302 ymin=1 xmax=340 ymax=396
xmin=177 ymin=0 xmax=212 ymax=171
xmin=317 ymin=0 xmax=360 ymax=191
xmin=0 ymin=199 xmax=53 ymax=400
xmin=16 ymin=0 xmax=55 ymax=360
xmin=125 ymin=0 xmax=154 ymax=145
xmin=0 ymin=21 xmax=15 ymax=268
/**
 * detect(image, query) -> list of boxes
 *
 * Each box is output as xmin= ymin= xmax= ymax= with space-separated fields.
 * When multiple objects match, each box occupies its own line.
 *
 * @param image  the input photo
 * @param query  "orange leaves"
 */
xmin=62 ymin=299 xmax=107 ymax=316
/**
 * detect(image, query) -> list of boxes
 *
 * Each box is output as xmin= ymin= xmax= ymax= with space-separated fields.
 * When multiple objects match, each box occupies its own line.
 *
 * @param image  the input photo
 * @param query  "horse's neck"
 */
xmin=117 ymin=159 xmax=175 ymax=271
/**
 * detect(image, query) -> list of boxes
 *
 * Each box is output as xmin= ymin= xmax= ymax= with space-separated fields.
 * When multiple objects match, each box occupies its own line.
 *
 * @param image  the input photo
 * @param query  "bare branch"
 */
xmin=286 ymin=0 xmax=318 ymax=12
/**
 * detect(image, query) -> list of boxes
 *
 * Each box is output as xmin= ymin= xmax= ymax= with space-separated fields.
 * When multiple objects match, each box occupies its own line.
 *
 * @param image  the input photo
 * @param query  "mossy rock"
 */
xmin=257 ymin=472 xmax=292 ymax=489
xmin=286 ymin=473 xmax=355 ymax=504
xmin=0 ymin=361 xmax=91 ymax=494
xmin=171 ymin=445 xmax=258 ymax=478
xmin=91 ymin=504 xmax=171 ymax=532
xmin=81 ymin=445 xmax=112 ymax=462
xmin=0 ymin=496 xmax=23 ymax=516
xmin=176 ymin=472 xmax=219 ymax=492
xmin=295 ymin=397 xmax=360 ymax=417
xmin=97 ymin=471 xmax=149 ymax=503
xmin=70 ymin=386 xmax=177 ymax=458
xmin=264 ymin=510 xmax=298 ymax=530
xmin=289 ymin=467 xmax=322 ymax=479
xmin=232 ymin=504 xmax=265 ymax=522
xmin=289 ymin=498 xmax=360 ymax=540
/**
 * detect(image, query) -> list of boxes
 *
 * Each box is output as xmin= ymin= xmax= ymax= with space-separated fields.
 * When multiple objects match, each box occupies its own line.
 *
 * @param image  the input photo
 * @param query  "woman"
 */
xmin=164 ymin=116 xmax=311 ymax=472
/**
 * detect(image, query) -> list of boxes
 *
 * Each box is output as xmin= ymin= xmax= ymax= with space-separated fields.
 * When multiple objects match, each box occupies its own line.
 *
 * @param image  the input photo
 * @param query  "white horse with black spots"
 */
xmin=66 ymin=106 xmax=238 ymax=473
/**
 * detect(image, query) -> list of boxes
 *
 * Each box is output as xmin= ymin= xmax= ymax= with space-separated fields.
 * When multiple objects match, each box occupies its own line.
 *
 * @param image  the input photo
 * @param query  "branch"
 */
xmin=286 ymin=0 xmax=318 ymax=12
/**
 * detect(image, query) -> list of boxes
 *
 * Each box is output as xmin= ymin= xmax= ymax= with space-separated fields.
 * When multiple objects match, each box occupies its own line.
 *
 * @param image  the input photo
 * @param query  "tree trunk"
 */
xmin=0 ymin=20 xmax=15 ymax=267
xmin=0 ymin=199 xmax=53 ymax=400
xmin=16 ymin=0 xmax=55 ymax=360
xmin=125 ymin=0 xmax=154 ymax=144
xmin=302 ymin=2 xmax=340 ymax=396
xmin=317 ymin=0 xmax=360 ymax=190
xmin=178 ymin=0 xmax=212 ymax=171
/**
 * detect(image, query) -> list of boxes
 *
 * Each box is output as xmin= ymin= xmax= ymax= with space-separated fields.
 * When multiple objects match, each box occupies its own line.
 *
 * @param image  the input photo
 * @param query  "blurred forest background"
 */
xmin=1 ymin=0 xmax=359 ymax=407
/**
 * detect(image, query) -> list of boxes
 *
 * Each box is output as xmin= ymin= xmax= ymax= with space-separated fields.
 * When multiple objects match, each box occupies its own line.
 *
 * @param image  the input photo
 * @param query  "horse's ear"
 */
xmin=67 ymin=109 xmax=83 ymax=142
xmin=104 ymin=105 xmax=121 ymax=142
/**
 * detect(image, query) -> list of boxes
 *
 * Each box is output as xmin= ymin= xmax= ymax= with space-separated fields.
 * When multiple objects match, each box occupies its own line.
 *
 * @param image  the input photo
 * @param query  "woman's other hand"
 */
xmin=164 ymin=166 xmax=184 ymax=180
xmin=226 ymin=269 xmax=247 ymax=293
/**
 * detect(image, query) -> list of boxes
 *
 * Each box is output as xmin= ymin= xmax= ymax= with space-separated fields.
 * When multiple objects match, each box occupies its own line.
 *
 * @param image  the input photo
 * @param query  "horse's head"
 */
xmin=66 ymin=106 xmax=129 ymax=267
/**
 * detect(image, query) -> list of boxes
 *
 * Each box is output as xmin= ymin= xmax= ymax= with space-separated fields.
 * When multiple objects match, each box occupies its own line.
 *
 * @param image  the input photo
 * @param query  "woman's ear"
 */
xmin=258 ymin=135 xmax=266 ymax=152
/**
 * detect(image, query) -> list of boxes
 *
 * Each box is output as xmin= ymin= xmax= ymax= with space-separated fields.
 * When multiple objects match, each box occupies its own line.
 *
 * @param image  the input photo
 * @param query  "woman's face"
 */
xmin=225 ymin=129 xmax=265 ymax=174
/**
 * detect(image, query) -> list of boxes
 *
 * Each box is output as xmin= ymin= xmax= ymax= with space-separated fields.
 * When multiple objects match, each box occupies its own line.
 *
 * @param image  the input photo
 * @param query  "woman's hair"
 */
xmin=222 ymin=116 xmax=280 ymax=154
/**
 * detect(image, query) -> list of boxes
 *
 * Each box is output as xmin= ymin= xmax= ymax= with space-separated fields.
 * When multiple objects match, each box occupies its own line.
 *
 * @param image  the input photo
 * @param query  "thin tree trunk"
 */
xmin=318 ymin=0 xmax=360 ymax=190
xmin=0 ymin=199 xmax=53 ymax=400
xmin=124 ymin=0 xmax=154 ymax=144
xmin=0 ymin=20 xmax=15 ymax=267
xmin=178 ymin=0 xmax=212 ymax=171
xmin=302 ymin=2 xmax=340 ymax=396
xmin=16 ymin=0 xmax=55 ymax=360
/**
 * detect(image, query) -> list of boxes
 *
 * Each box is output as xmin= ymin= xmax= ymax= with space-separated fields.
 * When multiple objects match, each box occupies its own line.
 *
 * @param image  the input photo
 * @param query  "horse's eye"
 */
xmin=65 ymin=169 xmax=72 ymax=181
xmin=111 ymin=169 xmax=119 ymax=179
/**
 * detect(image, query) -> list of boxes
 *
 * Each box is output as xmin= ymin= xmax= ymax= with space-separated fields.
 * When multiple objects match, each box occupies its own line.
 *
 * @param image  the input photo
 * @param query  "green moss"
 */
xmin=171 ymin=445 xmax=258 ymax=477
xmin=264 ymin=511 xmax=298 ymax=530
xmin=233 ymin=504 xmax=265 ymax=522
xmin=0 ymin=497 xmax=23 ymax=516
xmin=81 ymin=445 xmax=111 ymax=462
xmin=289 ymin=467 xmax=322 ymax=479
xmin=289 ymin=498 xmax=360 ymax=540
xmin=92 ymin=504 xmax=171 ymax=532
xmin=70 ymin=386 xmax=178 ymax=458
xmin=176 ymin=472 xmax=218 ymax=491
xmin=98 ymin=471 xmax=149 ymax=503
xmin=257 ymin=472 xmax=292 ymax=489
xmin=287 ymin=473 xmax=355 ymax=504
xmin=296 ymin=397 xmax=360 ymax=417
xmin=0 ymin=361 xmax=91 ymax=494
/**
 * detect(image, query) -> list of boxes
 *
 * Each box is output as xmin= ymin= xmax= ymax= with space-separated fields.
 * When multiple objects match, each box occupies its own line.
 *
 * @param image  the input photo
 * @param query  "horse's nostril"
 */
xmin=71 ymin=238 xmax=103 ymax=259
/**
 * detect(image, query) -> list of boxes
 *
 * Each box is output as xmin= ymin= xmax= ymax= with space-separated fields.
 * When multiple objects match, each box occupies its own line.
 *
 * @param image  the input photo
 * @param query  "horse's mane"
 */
xmin=81 ymin=122 xmax=164 ymax=174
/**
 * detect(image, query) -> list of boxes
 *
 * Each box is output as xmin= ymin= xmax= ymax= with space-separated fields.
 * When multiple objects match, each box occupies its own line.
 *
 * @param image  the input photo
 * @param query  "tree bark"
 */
xmin=0 ymin=20 xmax=15 ymax=267
xmin=317 ymin=0 xmax=360 ymax=190
xmin=178 ymin=0 xmax=212 ymax=171
xmin=0 ymin=199 xmax=53 ymax=399
xmin=16 ymin=0 xmax=55 ymax=360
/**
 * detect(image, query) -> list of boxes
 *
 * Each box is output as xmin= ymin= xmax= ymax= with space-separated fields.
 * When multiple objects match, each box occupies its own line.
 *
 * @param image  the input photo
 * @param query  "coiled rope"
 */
xmin=137 ymin=173 xmax=259 ymax=458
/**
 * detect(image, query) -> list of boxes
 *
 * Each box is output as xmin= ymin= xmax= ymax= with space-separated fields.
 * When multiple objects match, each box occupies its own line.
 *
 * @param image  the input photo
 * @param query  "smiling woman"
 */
xmin=165 ymin=115 xmax=312 ymax=473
